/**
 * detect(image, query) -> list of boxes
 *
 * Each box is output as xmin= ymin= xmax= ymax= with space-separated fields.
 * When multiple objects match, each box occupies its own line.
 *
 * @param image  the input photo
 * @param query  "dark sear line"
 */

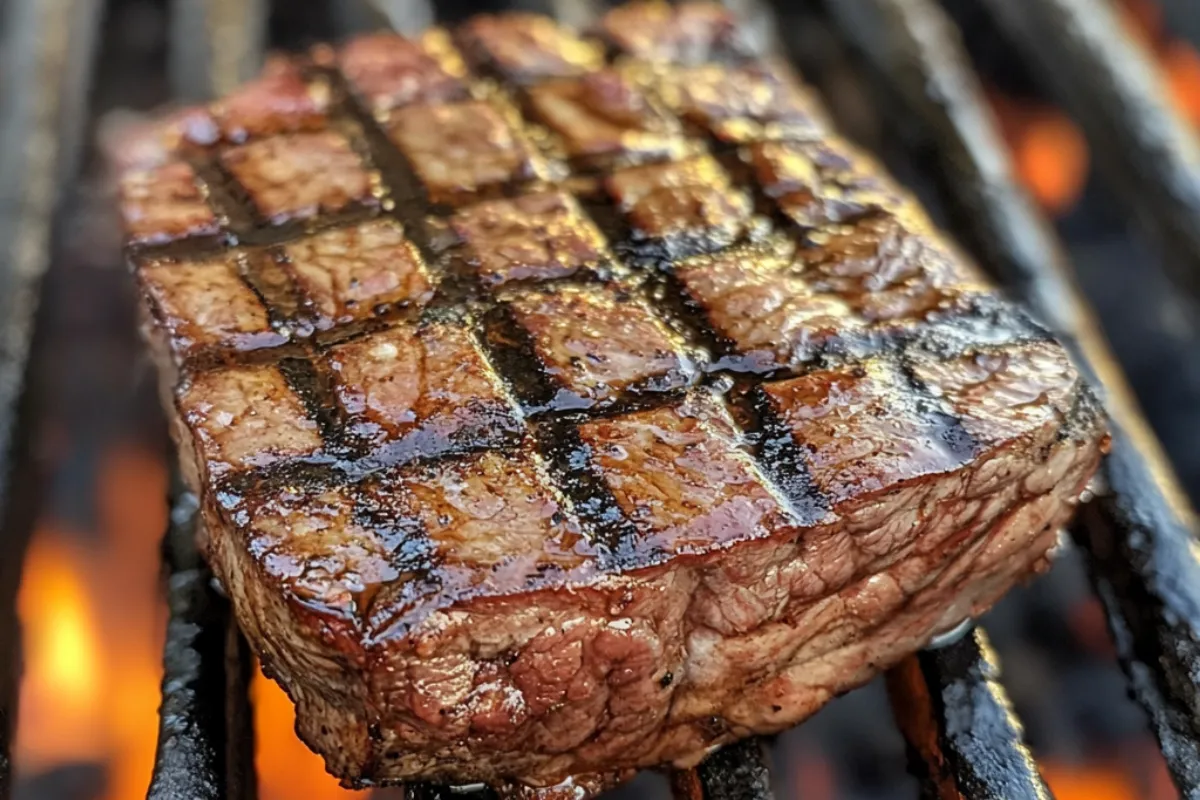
xmin=533 ymin=419 xmax=645 ymax=563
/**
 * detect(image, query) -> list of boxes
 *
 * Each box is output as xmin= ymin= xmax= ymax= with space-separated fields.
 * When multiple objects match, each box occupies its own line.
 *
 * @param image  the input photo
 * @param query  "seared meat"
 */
xmin=120 ymin=1 xmax=1108 ymax=796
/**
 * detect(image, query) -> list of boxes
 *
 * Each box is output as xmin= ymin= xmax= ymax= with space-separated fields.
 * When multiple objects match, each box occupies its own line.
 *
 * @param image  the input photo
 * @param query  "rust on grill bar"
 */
xmin=887 ymin=629 xmax=1051 ymax=800
xmin=0 ymin=0 xmax=105 ymax=797
xmin=147 ymin=488 xmax=256 ymax=800
xmin=812 ymin=0 xmax=1200 ymax=796
xmin=979 ymin=0 xmax=1200 ymax=303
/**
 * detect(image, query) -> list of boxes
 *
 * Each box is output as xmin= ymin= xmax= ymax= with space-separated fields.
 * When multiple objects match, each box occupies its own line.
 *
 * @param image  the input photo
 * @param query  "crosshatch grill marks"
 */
xmin=126 ymin=3 xmax=1088 ymax=603
xmin=450 ymin=190 xmax=612 ymax=289
xmin=574 ymin=395 xmax=815 ymax=566
xmin=759 ymin=359 xmax=976 ymax=511
xmin=504 ymin=283 xmax=697 ymax=411
xmin=279 ymin=219 xmax=435 ymax=330
xmin=323 ymin=322 xmax=524 ymax=468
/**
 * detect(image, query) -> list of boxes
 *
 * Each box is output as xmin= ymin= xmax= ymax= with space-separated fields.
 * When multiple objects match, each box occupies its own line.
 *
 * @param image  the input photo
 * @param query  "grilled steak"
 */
xmin=118 ymin=2 xmax=1108 ymax=795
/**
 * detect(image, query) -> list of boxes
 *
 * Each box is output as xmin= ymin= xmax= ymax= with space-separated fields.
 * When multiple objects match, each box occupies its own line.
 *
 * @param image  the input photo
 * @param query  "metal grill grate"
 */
xmin=3 ymin=0 xmax=1200 ymax=799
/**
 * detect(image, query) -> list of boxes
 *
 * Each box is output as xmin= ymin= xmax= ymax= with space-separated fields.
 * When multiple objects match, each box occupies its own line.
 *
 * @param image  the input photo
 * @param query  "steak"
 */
xmin=117 ymin=2 xmax=1108 ymax=795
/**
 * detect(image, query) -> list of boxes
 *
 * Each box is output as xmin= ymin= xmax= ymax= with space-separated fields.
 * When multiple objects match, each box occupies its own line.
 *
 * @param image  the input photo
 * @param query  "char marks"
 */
xmin=125 ymin=1 xmax=1087 ymax=613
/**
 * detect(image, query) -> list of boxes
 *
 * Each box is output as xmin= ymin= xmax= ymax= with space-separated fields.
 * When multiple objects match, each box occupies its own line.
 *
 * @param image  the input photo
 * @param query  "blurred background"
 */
xmin=5 ymin=0 xmax=1200 ymax=798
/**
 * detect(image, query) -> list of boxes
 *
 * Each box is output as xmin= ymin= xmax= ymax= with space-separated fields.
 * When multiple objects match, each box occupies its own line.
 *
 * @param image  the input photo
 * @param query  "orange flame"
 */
xmin=253 ymin=668 xmax=364 ymax=800
xmin=989 ymin=0 xmax=1200 ymax=216
xmin=15 ymin=532 xmax=107 ymax=773
xmin=1042 ymin=762 xmax=1141 ymax=800
xmin=14 ymin=442 xmax=368 ymax=799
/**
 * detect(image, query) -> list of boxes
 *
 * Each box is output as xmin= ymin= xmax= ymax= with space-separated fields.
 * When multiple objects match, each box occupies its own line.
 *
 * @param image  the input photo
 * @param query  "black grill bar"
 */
xmin=363 ymin=0 xmax=437 ymax=36
xmin=169 ymin=0 xmax=269 ymax=102
xmin=887 ymin=629 xmax=1052 ymax=800
xmin=671 ymin=738 xmax=775 ymax=800
xmin=147 ymin=488 xmax=256 ymax=800
xmin=0 ymin=0 xmax=105 ymax=797
xmin=978 ymin=0 xmax=1200 ymax=303
xmin=810 ymin=0 xmax=1200 ymax=796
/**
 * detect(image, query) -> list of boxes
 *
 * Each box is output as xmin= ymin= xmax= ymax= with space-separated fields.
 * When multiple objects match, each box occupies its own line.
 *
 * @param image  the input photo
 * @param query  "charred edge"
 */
xmin=585 ymin=182 xmax=767 ymax=269
xmin=124 ymin=231 xmax=237 ymax=262
xmin=741 ymin=384 xmax=832 ymax=525
xmin=694 ymin=737 xmax=776 ymax=800
xmin=900 ymin=294 xmax=1053 ymax=361
xmin=534 ymin=420 xmax=644 ymax=565
xmin=1059 ymin=378 xmax=1107 ymax=446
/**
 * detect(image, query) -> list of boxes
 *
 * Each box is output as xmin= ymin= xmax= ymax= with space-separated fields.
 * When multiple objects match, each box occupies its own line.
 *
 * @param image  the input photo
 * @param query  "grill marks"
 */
xmin=126 ymin=3 xmax=1075 ymax=620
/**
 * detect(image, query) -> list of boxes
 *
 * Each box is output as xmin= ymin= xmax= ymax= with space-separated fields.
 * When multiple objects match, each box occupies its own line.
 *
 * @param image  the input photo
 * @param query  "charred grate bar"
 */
xmin=887 ymin=629 xmax=1051 ymax=800
xmin=147 ymin=489 xmax=255 ymax=800
xmin=0 ymin=0 xmax=106 ymax=797
xmin=977 ymin=0 xmax=1200 ymax=305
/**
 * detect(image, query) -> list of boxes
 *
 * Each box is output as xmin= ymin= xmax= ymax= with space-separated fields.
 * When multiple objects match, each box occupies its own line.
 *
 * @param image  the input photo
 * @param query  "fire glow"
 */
xmin=13 ymin=446 xmax=356 ymax=800
xmin=10 ymin=455 xmax=1175 ymax=800
xmin=987 ymin=0 xmax=1200 ymax=216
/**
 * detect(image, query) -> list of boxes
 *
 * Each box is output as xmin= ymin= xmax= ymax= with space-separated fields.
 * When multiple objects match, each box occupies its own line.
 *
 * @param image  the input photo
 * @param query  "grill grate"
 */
xmin=3 ymin=1 xmax=1200 ymax=799
xmin=0 ymin=0 xmax=105 ymax=797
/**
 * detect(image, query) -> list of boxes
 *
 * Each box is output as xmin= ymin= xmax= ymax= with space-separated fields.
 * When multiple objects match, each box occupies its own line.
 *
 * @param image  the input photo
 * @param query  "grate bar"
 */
xmin=0 ymin=0 xmax=106 ymax=797
xmin=810 ymin=0 xmax=1200 ymax=796
xmin=887 ymin=629 xmax=1052 ymax=799
xmin=670 ymin=738 xmax=775 ymax=800
xmin=147 ymin=488 xmax=256 ymax=800
xmin=169 ymin=0 xmax=269 ymax=102
xmin=978 ymin=0 xmax=1200 ymax=304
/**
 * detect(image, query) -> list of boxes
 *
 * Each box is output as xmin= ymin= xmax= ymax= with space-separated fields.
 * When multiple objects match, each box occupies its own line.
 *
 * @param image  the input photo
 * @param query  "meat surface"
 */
xmin=120 ymin=2 xmax=1108 ymax=796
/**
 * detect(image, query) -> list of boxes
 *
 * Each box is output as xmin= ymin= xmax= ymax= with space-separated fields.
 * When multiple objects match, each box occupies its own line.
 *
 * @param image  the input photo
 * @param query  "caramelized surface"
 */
xmin=452 ymin=191 xmax=607 ymax=287
xmin=221 ymin=131 xmax=380 ymax=223
xmin=507 ymin=284 xmax=691 ymax=407
xmin=138 ymin=254 xmax=285 ymax=361
xmin=528 ymin=70 xmax=686 ymax=162
xmin=658 ymin=61 xmax=827 ymax=143
xmin=123 ymin=4 xmax=1106 ymax=791
xmin=387 ymin=100 xmax=537 ymax=204
xmin=337 ymin=30 xmax=469 ymax=113
xmin=607 ymin=155 xmax=752 ymax=253
xmin=283 ymin=219 xmax=434 ymax=328
xmin=458 ymin=13 xmax=604 ymax=82
xmin=119 ymin=161 xmax=220 ymax=245
xmin=326 ymin=323 xmax=521 ymax=458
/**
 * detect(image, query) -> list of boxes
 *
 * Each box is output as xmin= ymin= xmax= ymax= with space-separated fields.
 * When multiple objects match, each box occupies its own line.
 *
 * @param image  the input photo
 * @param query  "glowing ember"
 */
xmin=15 ymin=532 xmax=106 ymax=773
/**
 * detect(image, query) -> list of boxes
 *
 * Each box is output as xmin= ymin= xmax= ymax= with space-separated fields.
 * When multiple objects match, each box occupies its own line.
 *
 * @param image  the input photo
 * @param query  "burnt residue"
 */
xmin=1074 ymin=439 xmax=1200 ymax=797
xmin=276 ymin=354 xmax=346 ymax=451
xmin=692 ymin=737 xmax=775 ymax=800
